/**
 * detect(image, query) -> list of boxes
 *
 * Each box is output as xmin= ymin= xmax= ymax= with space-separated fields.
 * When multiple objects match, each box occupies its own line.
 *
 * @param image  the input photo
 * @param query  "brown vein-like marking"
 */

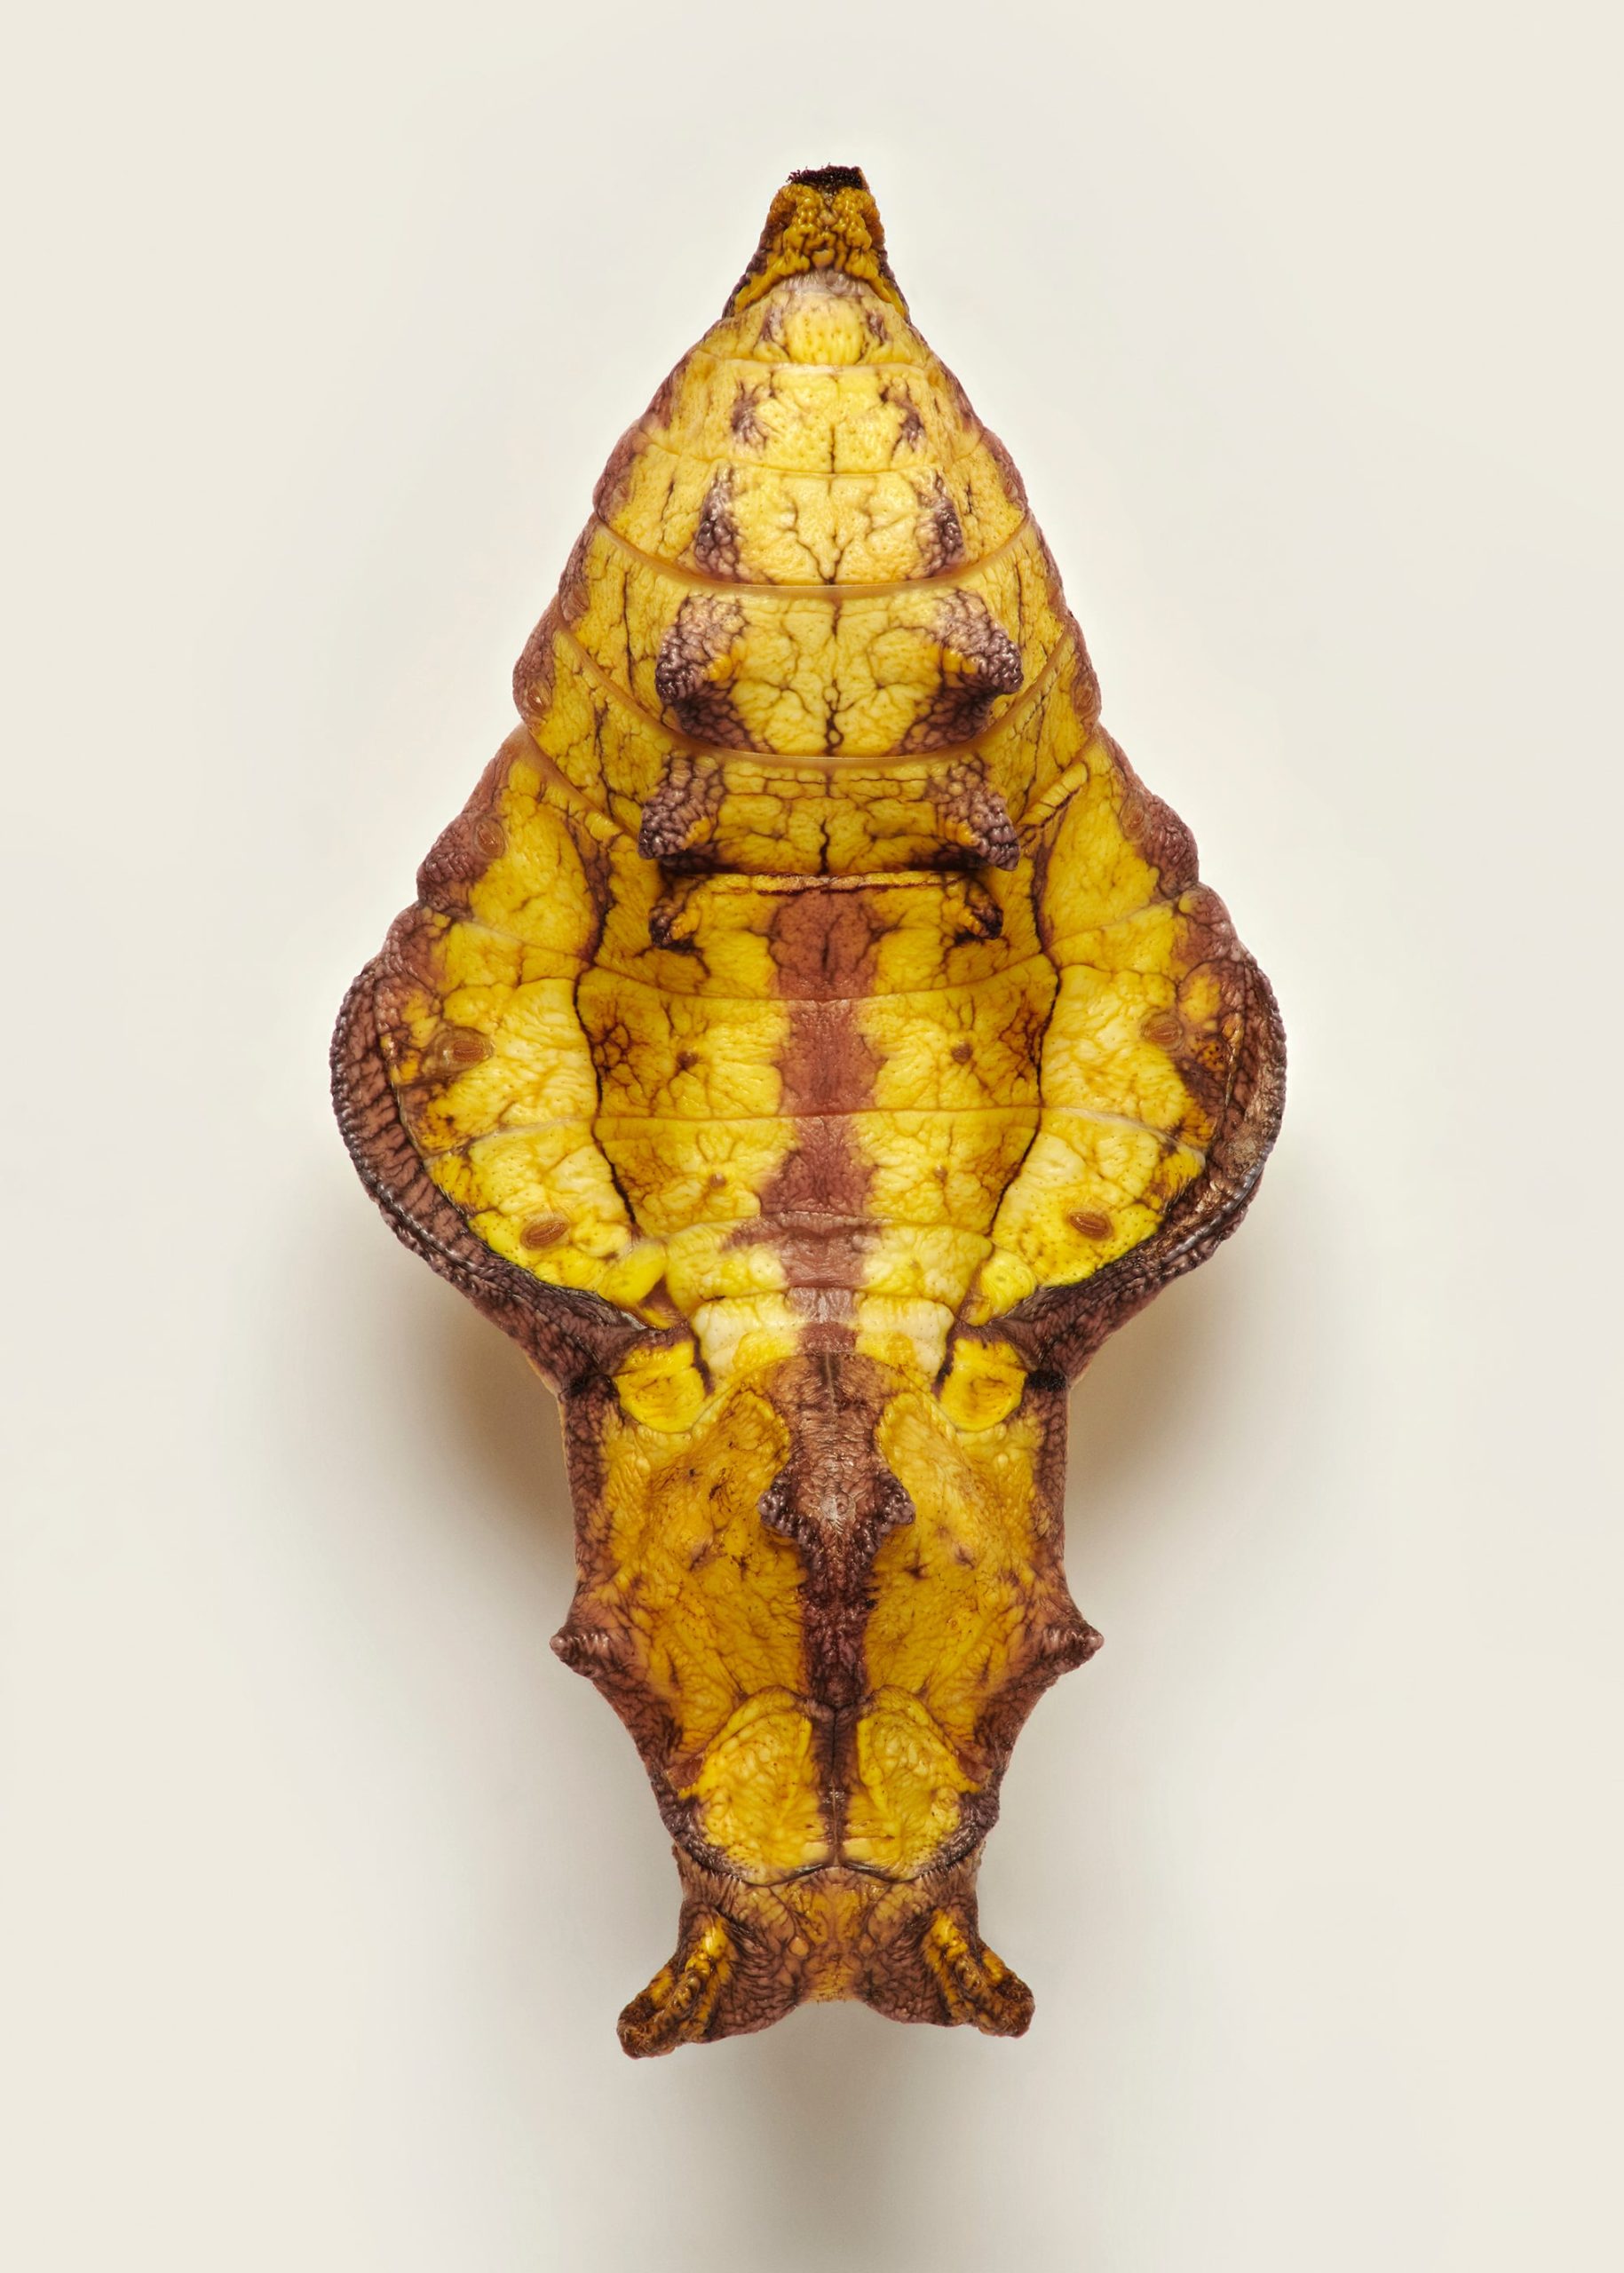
xmin=593 ymin=503 xmax=1032 ymax=598
xmin=622 ymin=413 xmax=1001 ymax=486
xmin=646 ymin=576 xmax=1033 ymax=771
xmin=545 ymin=615 xmax=1069 ymax=777
xmin=729 ymin=381 xmax=768 ymax=447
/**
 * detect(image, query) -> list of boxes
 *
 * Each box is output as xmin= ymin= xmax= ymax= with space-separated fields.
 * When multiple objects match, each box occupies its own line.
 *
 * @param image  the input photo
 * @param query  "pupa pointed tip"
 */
xmin=728 ymin=163 xmax=903 ymax=314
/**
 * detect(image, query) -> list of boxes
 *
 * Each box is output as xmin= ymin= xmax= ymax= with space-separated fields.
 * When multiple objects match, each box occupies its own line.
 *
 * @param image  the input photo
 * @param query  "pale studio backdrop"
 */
xmin=4 ymin=4 xmax=1620 ymax=2269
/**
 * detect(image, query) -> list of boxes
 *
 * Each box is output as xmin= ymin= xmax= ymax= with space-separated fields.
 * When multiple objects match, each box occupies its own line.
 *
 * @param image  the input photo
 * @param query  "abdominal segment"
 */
xmin=552 ymin=1350 xmax=1098 ymax=2046
xmin=335 ymin=167 xmax=1283 ymax=2052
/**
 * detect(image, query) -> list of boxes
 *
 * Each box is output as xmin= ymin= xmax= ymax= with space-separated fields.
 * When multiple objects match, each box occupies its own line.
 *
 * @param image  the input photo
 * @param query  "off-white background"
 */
xmin=4 ymin=4 xmax=1620 ymax=2267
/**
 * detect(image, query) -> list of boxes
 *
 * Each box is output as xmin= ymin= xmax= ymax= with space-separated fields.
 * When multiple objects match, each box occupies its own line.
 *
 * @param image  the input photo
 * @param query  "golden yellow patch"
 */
xmin=938 ymin=1338 xmax=1027 ymax=1432
xmin=869 ymin=1393 xmax=1046 ymax=1749
xmin=679 ymin=1691 xmax=830 ymax=1878
xmin=612 ymin=1342 xmax=709 ymax=1433
xmin=844 ymin=1690 xmax=978 ymax=1873
xmin=590 ymin=1386 xmax=802 ymax=1761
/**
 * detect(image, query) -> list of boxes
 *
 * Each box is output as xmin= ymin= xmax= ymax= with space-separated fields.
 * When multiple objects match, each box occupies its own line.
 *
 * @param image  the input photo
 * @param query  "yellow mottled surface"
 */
xmin=591 ymin=1388 xmax=804 ymax=1746
xmin=680 ymin=1691 xmax=831 ymax=1876
xmin=871 ymin=1395 xmax=1046 ymax=1747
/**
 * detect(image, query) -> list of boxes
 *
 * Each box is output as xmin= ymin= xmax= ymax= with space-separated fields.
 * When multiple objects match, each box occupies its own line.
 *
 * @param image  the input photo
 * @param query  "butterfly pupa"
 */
xmin=333 ymin=165 xmax=1284 ymax=2053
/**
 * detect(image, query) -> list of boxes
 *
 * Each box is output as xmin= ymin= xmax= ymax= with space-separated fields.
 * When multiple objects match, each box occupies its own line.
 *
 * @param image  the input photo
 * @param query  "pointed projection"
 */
xmin=334 ymin=167 xmax=1285 ymax=2053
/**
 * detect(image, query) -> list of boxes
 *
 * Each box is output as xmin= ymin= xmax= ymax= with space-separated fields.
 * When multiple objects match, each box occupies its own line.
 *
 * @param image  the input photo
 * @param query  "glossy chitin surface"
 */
xmin=334 ymin=170 xmax=1284 ymax=2053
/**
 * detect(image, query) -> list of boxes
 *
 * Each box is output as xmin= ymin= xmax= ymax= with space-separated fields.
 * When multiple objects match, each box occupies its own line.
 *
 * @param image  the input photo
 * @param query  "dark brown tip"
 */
xmin=788 ymin=163 xmax=871 ymax=195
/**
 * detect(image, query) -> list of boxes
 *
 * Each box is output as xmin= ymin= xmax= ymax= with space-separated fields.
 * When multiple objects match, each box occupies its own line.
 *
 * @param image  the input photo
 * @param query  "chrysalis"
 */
xmin=333 ymin=167 xmax=1284 ymax=2054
